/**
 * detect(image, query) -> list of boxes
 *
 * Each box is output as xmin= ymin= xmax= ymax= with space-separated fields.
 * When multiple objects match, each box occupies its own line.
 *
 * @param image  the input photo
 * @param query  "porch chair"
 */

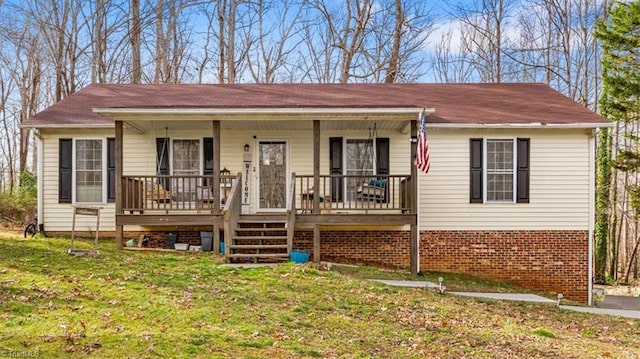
xmin=356 ymin=179 xmax=387 ymax=203
xmin=145 ymin=180 xmax=175 ymax=203
xmin=195 ymin=185 xmax=217 ymax=209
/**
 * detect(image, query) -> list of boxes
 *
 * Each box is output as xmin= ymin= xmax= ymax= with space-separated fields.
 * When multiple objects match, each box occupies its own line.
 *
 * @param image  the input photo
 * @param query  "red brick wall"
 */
xmin=421 ymin=230 xmax=589 ymax=304
xmin=293 ymin=230 xmax=410 ymax=268
xmin=293 ymin=229 xmax=588 ymax=304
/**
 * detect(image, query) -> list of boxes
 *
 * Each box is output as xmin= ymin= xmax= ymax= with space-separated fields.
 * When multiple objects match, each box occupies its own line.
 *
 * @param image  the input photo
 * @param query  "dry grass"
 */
xmin=0 ymin=230 xmax=639 ymax=358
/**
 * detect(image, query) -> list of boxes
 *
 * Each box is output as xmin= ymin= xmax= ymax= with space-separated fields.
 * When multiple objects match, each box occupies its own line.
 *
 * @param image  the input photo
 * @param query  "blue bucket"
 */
xmin=290 ymin=250 xmax=309 ymax=264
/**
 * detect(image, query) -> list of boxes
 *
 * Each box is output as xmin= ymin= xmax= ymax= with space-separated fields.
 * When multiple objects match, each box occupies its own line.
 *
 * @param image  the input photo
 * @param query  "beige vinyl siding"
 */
xmin=419 ymin=128 xmax=592 ymax=231
xmin=41 ymin=129 xmax=117 ymax=232
xmin=41 ymin=127 xmax=411 ymax=231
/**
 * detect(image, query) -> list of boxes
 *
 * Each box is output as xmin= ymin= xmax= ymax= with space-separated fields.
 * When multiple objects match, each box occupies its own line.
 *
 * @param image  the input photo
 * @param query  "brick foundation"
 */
xmin=420 ymin=230 xmax=589 ymax=304
xmin=293 ymin=229 xmax=588 ymax=304
xmin=293 ymin=230 xmax=410 ymax=269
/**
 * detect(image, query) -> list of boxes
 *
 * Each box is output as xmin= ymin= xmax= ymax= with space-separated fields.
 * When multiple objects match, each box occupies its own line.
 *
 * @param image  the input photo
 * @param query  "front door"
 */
xmin=257 ymin=140 xmax=288 ymax=211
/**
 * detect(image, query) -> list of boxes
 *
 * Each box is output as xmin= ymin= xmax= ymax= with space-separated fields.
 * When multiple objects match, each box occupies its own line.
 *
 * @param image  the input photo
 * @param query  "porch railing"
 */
xmin=121 ymin=174 xmax=237 ymax=213
xmin=294 ymin=174 xmax=412 ymax=214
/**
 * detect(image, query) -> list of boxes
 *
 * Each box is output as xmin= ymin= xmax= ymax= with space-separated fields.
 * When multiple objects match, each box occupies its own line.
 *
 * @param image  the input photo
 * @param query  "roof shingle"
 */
xmin=24 ymin=83 xmax=608 ymax=127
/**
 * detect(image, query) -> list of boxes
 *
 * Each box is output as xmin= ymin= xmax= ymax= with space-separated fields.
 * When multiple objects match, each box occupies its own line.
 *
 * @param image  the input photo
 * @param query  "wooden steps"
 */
xmin=227 ymin=214 xmax=290 ymax=262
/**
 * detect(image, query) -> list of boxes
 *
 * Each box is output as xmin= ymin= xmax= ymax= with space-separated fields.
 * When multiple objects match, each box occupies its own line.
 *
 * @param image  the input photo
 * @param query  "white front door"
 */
xmin=257 ymin=140 xmax=288 ymax=211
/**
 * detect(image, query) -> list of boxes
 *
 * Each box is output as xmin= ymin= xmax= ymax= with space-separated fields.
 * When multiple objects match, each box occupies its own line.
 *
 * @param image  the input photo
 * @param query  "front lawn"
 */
xmin=1 ymin=231 xmax=639 ymax=358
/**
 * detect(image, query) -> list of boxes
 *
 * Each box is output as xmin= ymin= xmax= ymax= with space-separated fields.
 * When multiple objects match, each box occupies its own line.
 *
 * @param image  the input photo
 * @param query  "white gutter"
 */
xmin=588 ymin=129 xmax=595 ymax=306
xmin=429 ymin=123 xmax=613 ymax=129
xmin=93 ymin=107 xmax=434 ymax=116
xmin=21 ymin=123 xmax=114 ymax=129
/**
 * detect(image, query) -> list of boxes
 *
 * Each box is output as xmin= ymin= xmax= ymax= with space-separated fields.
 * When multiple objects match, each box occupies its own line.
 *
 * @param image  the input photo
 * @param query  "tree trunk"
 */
xmin=154 ymin=0 xmax=164 ymax=83
xmin=384 ymin=0 xmax=402 ymax=83
xmin=131 ymin=0 xmax=141 ymax=83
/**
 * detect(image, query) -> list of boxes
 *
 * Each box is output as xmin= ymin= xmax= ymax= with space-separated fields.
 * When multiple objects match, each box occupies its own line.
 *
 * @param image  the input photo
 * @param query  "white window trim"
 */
xmin=169 ymin=138 xmax=203 ymax=175
xmin=342 ymin=137 xmax=378 ymax=175
xmin=72 ymin=137 xmax=108 ymax=204
xmin=343 ymin=137 xmax=377 ymax=202
xmin=483 ymin=137 xmax=517 ymax=204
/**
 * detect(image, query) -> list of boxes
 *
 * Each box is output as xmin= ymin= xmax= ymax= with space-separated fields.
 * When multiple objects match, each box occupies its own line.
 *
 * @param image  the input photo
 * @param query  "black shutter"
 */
xmin=59 ymin=138 xmax=72 ymax=203
xmin=329 ymin=137 xmax=343 ymax=202
xmin=516 ymin=138 xmax=530 ymax=203
xmin=203 ymin=138 xmax=214 ymax=186
xmin=470 ymin=138 xmax=483 ymax=203
xmin=156 ymin=138 xmax=171 ymax=190
xmin=376 ymin=137 xmax=390 ymax=202
xmin=376 ymin=138 xmax=390 ymax=175
xmin=107 ymin=138 xmax=116 ymax=202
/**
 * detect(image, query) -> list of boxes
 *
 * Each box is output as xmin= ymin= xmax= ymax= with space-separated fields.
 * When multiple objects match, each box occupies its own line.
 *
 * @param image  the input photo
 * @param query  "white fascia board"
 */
xmin=20 ymin=123 xmax=114 ymax=129
xmin=93 ymin=107 xmax=434 ymax=118
xmin=428 ymin=122 xmax=613 ymax=129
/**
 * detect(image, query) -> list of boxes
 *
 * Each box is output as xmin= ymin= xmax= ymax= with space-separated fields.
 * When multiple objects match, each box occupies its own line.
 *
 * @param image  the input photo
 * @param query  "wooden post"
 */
xmin=313 ymin=224 xmax=320 ymax=263
xmin=313 ymin=120 xmax=321 ymax=263
xmin=213 ymin=224 xmax=220 ymax=254
xmin=213 ymin=121 xmax=221 ymax=212
xmin=410 ymin=119 xmax=419 ymax=275
xmin=115 ymin=120 xmax=123 ymax=248
xmin=313 ymin=120 xmax=320 ymax=214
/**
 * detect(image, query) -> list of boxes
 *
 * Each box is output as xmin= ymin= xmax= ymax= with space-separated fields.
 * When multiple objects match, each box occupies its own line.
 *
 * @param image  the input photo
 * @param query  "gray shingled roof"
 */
xmin=23 ymin=83 xmax=608 ymax=127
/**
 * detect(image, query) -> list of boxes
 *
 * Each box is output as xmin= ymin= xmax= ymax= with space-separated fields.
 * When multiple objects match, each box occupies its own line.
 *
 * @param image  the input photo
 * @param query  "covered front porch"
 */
xmin=104 ymin=108 xmax=425 ymax=273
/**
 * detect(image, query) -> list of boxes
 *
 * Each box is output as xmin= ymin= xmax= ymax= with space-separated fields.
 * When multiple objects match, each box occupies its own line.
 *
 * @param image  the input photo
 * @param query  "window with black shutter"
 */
xmin=470 ymin=138 xmax=530 ymax=204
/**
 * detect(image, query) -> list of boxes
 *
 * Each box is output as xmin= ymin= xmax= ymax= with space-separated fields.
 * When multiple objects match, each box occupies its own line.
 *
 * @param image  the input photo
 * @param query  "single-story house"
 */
xmin=22 ymin=83 xmax=610 ymax=304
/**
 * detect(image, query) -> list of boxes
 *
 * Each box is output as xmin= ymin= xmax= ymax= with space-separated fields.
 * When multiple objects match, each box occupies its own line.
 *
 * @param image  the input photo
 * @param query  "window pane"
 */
xmin=486 ymin=139 xmax=514 ymax=202
xmin=487 ymin=173 xmax=513 ymax=201
xmin=173 ymin=140 xmax=200 ymax=174
xmin=76 ymin=139 xmax=102 ymax=202
xmin=346 ymin=139 xmax=374 ymax=201
xmin=172 ymin=140 xmax=200 ymax=201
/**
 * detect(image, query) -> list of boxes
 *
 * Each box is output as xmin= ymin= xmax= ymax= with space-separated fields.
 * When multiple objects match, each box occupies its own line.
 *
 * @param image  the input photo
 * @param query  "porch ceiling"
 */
xmin=125 ymin=119 xmax=411 ymax=133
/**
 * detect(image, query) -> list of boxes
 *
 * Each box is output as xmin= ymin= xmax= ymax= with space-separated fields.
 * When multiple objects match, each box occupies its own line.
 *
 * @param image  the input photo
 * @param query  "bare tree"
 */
xmin=131 ymin=0 xmax=142 ymax=83
xmin=244 ymin=0 xmax=304 ymax=83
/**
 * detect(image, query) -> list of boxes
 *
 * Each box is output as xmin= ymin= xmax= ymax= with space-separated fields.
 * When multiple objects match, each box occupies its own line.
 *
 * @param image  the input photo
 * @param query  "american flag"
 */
xmin=415 ymin=110 xmax=430 ymax=174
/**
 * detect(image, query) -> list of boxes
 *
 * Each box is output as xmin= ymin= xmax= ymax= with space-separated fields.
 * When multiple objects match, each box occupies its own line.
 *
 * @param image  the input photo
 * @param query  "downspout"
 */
xmin=35 ymin=129 xmax=44 ymax=234
xmin=588 ymin=129 xmax=596 ymax=306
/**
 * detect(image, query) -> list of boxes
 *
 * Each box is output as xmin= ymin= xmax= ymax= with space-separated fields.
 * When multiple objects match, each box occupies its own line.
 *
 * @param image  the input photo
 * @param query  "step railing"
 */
xmin=222 ymin=172 xmax=242 ymax=257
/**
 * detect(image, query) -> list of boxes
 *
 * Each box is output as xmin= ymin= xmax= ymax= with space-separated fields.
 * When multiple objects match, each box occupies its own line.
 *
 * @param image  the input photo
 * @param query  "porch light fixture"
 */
xmin=244 ymin=144 xmax=250 ymax=152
